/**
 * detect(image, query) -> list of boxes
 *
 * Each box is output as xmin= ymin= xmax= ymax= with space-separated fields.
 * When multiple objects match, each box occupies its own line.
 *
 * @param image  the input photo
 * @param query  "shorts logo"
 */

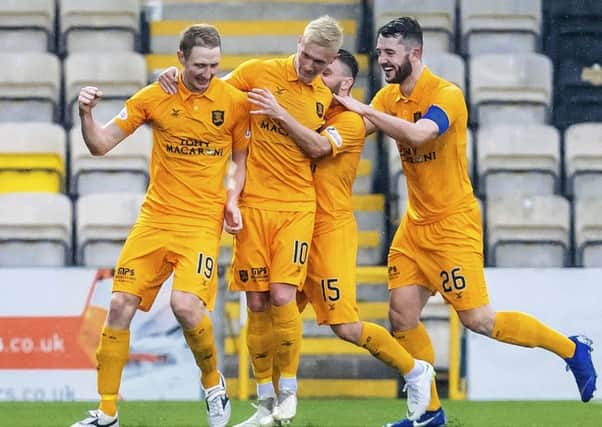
xmin=115 ymin=267 xmax=136 ymax=282
xmin=251 ymin=267 xmax=269 ymax=282
xmin=212 ymin=110 xmax=224 ymax=126
xmin=316 ymin=102 xmax=324 ymax=118
xmin=239 ymin=269 xmax=249 ymax=282
xmin=388 ymin=265 xmax=399 ymax=279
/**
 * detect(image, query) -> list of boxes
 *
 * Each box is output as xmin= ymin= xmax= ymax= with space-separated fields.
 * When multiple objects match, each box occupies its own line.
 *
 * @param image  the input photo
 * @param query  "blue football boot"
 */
xmin=383 ymin=407 xmax=447 ymax=427
xmin=565 ymin=335 xmax=597 ymax=402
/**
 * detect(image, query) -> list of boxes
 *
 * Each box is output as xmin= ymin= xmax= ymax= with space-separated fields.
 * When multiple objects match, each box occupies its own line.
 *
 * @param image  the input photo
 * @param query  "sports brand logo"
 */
xmin=171 ymin=108 xmax=180 ymax=118
xmin=212 ymin=110 xmax=224 ymax=126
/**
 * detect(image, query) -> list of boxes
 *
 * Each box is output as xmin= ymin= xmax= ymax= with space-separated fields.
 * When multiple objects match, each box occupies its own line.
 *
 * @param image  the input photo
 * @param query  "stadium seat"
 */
xmin=460 ymin=0 xmax=541 ymax=55
xmin=0 ymin=52 xmax=60 ymax=122
xmin=545 ymin=0 xmax=602 ymax=64
xmin=373 ymin=0 xmax=455 ymax=52
xmin=0 ymin=0 xmax=55 ymax=51
xmin=76 ymin=193 xmax=144 ymax=266
xmin=574 ymin=198 xmax=602 ymax=267
xmin=477 ymin=124 xmax=560 ymax=198
xmin=486 ymin=195 xmax=570 ymax=267
xmin=59 ymin=0 xmax=140 ymax=55
xmin=0 ymin=123 xmax=66 ymax=193
xmin=423 ymin=53 xmax=466 ymax=93
xmin=0 ymin=193 xmax=72 ymax=266
xmin=554 ymin=59 xmax=602 ymax=129
xmin=469 ymin=53 xmax=552 ymax=126
xmin=151 ymin=0 xmax=362 ymax=22
xmin=64 ymin=52 xmax=147 ymax=127
xmin=564 ymin=123 xmax=602 ymax=199
xmin=70 ymin=125 xmax=152 ymax=197
xmin=150 ymin=19 xmax=357 ymax=55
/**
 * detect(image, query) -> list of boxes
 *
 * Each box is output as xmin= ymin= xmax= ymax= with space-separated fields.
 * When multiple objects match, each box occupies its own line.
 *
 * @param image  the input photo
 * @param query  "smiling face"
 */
xmin=178 ymin=45 xmax=221 ymax=93
xmin=295 ymin=37 xmax=338 ymax=84
xmin=376 ymin=35 xmax=414 ymax=85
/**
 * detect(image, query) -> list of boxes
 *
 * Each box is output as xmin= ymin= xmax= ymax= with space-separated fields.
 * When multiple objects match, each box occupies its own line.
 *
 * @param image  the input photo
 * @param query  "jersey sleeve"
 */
xmin=224 ymin=59 xmax=262 ymax=92
xmin=113 ymin=84 xmax=155 ymax=135
xmin=232 ymin=96 xmax=251 ymax=152
xmin=425 ymin=85 xmax=467 ymax=135
xmin=320 ymin=111 xmax=365 ymax=157
xmin=369 ymin=86 xmax=389 ymax=114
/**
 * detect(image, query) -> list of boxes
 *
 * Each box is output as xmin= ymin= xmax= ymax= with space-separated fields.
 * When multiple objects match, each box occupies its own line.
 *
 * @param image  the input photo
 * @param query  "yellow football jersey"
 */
xmin=113 ymin=76 xmax=250 ymax=229
xmin=225 ymin=55 xmax=333 ymax=211
xmin=313 ymin=104 xmax=366 ymax=235
xmin=371 ymin=66 xmax=476 ymax=224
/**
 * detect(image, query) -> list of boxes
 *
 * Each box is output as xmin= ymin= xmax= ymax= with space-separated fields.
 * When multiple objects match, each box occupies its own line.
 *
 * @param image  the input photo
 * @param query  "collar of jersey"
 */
xmin=395 ymin=66 xmax=435 ymax=103
xmin=178 ymin=73 xmax=218 ymax=102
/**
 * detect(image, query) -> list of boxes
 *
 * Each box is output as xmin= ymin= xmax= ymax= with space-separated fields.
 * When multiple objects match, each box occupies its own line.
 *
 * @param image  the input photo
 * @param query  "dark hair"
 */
xmin=337 ymin=48 xmax=359 ymax=80
xmin=377 ymin=17 xmax=423 ymax=47
xmin=179 ymin=24 xmax=221 ymax=59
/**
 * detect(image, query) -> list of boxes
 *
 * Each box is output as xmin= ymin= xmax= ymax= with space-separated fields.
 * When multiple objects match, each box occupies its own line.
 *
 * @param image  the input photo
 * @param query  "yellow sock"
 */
xmin=271 ymin=301 xmax=302 ymax=378
xmin=96 ymin=326 xmax=130 ymax=417
xmin=360 ymin=322 xmax=415 ymax=374
xmin=247 ymin=309 xmax=274 ymax=383
xmin=394 ymin=323 xmax=441 ymax=411
xmin=183 ymin=315 xmax=220 ymax=389
xmin=492 ymin=311 xmax=576 ymax=358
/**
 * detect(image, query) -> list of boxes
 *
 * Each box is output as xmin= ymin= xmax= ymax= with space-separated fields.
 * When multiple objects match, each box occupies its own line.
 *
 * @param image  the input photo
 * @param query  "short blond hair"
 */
xmin=302 ymin=15 xmax=344 ymax=51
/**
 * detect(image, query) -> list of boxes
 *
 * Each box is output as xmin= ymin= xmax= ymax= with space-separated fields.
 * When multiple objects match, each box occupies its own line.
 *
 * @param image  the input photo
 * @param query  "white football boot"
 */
xmin=203 ymin=372 xmax=231 ymax=427
xmin=233 ymin=397 xmax=276 ymax=427
xmin=70 ymin=409 xmax=119 ymax=427
xmin=403 ymin=360 xmax=435 ymax=421
xmin=272 ymin=388 xmax=297 ymax=425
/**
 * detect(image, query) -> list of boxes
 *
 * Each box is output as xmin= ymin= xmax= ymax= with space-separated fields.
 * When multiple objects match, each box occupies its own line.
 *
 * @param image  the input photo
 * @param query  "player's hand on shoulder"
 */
xmin=333 ymin=93 xmax=366 ymax=115
xmin=78 ymin=86 xmax=103 ymax=114
xmin=158 ymin=66 xmax=179 ymax=95
xmin=224 ymin=202 xmax=243 ymax=235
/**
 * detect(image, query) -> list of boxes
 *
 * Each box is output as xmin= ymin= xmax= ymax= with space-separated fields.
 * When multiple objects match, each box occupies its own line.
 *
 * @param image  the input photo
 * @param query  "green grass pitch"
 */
xmin=1 ymin=399 xmax=600 ymax=426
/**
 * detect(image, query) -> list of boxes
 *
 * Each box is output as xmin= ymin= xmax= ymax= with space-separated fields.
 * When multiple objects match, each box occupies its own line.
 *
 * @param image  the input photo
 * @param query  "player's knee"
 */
xmin=246 ymin=293 xmax=271 ymax=312
xmin=269 ymin=286 xmax=297 ymax=307
xmin=459 ymin=310 xmax=495 ymax=335
xmin=107 ymin=292 xmax=139 ymax=328
xmin=388 ymin=306 xmax=420 ymax=332
xmin=331 ymin=323 xmax=361 ymax=344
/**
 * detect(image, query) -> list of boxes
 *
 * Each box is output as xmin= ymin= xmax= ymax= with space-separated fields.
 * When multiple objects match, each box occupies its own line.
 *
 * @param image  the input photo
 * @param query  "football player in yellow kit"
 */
xmin=334 ymin=17 xmax=597 ymax=427
xmin=71 ymin=24 xmax=250 ymax=427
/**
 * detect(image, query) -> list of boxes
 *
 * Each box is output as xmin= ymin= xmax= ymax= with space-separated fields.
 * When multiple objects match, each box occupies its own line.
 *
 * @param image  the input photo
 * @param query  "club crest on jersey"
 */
xmin=413 ymin=111 xmax=422 ymax=122
xmin=316 ymin=102 xmax=324 ymax=118
xmin=239 ymin=269 xmax=249 ymax=282
xmin=212 ymin=110 xmax=224 ymax=126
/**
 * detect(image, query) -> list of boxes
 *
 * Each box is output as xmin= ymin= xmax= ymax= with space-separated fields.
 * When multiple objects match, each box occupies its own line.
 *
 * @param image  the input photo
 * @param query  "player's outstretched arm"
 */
xmin=224 ymin=146 xmax=248 ymax=235
xmin=334 ymin=94 xmax=438 ymax=148
xmin=248 ymin=88 xmax=331 ymax=159
xmin=78 ymin=86 xmax=127 ymax=156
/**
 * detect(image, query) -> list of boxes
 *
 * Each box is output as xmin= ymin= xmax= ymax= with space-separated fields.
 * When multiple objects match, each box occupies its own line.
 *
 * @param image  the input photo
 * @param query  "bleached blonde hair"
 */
xmin=302 ymin=15 xmax=344 ymax=51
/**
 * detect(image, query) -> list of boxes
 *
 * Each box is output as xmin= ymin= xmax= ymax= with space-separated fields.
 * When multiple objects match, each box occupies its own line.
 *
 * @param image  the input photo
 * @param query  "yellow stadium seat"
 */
xmin=0 ymin=123 xmax=65 ymax=193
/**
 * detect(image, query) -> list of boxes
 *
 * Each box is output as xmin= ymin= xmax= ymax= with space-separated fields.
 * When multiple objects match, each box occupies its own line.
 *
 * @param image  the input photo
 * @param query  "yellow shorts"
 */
xmin=229 ymin=206 xmax=315 ymax=292
xmin=302 ymin=220 xmax=359 ymax=325
xmin=113 ymin=221 xmax=222 ymax=312
xmin=388 ymin=205 xmax=489 ymax=311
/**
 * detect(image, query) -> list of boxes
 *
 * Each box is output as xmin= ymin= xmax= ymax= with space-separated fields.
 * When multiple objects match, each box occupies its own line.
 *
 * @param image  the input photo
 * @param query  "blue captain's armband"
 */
xmin=423 ymin=105 xmax=449 ymax=135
